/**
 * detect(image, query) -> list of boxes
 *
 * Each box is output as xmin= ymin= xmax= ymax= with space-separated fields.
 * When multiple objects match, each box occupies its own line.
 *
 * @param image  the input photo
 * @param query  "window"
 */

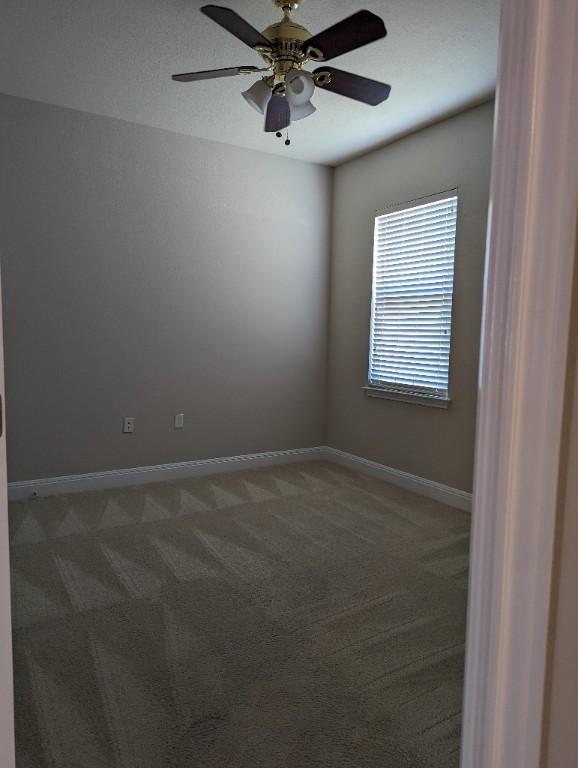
xmin=367 ymin=192 xmax=458 ymax=404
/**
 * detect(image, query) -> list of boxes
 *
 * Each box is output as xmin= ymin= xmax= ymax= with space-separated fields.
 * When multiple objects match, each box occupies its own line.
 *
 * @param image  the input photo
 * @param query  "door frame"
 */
xmin=461 ymin=1 xmax=578 ymax=767
xmin=0 ymin=270 xmax=15 ymax=768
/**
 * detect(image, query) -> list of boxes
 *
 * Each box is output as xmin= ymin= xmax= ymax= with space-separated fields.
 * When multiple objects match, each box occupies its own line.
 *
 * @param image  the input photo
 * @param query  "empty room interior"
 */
xmin=0 ymin=0 xmax=499 ymax=766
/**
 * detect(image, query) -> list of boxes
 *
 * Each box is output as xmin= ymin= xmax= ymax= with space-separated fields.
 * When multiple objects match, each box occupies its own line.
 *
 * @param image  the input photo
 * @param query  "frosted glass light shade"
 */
xmin=242 ymin=79 xmax=271 ymax=114
xmin=290 ymin=102 xmax=317 ymax=121
xmin=286 ymin=70 xmax=315 ymax=106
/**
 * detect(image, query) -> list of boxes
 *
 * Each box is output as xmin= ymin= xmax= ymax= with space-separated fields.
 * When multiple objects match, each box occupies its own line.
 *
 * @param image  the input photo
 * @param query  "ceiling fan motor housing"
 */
xmin=260 ymin=3 xmax=316 ymax=84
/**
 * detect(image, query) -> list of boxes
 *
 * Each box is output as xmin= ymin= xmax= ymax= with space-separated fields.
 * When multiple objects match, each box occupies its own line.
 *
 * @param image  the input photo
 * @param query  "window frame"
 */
xmin=365 ymin=188 xmax=459 ymax=407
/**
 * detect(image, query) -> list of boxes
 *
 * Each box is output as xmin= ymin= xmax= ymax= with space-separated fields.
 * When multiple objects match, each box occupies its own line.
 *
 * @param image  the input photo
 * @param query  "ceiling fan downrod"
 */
xmin=272 ymin=0 xmax=305 ymax=15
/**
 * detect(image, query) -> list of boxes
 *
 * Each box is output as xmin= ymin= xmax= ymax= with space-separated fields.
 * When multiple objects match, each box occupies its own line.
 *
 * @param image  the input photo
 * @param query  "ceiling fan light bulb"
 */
xmin=242 ymin=79 xmax=272 ymax=115
xmin=286 ymin=70 xmax=315 ymax=107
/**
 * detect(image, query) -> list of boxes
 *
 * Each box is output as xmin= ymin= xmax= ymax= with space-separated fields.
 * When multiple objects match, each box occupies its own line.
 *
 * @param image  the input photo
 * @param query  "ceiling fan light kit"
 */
xmin=286 ymin=70 xmax=315 ymax=105
xmin=172 ymin=0 xmax=391 ymax=140
xmin=242 ymin=79 xmax=272 ymax=115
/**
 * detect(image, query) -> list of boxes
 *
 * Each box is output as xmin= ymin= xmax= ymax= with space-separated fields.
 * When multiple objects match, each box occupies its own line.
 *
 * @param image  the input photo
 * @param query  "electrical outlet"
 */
xmin=174 ymin=413 xmax=185 ymax=430
xmin=123 ymin=417 xmax=135 ymax=434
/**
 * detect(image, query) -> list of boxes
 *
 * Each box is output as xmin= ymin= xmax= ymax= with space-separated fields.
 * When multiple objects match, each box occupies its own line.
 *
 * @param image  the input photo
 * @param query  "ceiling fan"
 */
xmin=171 ymin=0 xmax=391 ymax=139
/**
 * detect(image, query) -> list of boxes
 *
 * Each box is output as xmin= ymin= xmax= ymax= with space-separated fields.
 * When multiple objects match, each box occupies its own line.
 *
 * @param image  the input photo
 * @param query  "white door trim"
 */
xmin=0 ymin=271 xmax=15 ymax=768
xmin=461 ymin=1 xmax=578 ymax=767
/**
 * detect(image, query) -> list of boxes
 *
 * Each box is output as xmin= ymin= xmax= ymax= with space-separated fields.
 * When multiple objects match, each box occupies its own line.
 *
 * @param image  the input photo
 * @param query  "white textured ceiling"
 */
xmin=0 ymin=0 xmax=499 ymax=165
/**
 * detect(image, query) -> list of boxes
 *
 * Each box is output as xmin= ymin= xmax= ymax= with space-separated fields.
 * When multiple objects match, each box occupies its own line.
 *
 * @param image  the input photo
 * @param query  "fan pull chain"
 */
xmin=274 ymin=130 xmax=291 ymax=147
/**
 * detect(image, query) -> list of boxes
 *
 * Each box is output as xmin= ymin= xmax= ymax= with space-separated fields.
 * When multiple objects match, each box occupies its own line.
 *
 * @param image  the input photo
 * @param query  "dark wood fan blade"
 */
xmin=264 ymin=95 xmax=291 ymax=133
xmin=201 ymin=5 xmax=271 ymax=49
xmin=304 ymin=10 xmax=386 ymax=61
xmin=314 ymin=66 xmax=391 ymax=105
xmin=172 ymin=66 xmax=259 ymax=83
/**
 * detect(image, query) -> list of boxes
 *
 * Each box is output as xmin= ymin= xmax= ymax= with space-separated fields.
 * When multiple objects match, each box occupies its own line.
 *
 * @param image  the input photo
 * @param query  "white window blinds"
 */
xmin=368 ymin=193 xmax=458 ymax=400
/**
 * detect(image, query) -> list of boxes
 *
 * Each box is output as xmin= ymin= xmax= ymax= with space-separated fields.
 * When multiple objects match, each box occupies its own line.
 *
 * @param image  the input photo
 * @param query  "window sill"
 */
xmin=363 ymin=386 xmax=451 ymax=409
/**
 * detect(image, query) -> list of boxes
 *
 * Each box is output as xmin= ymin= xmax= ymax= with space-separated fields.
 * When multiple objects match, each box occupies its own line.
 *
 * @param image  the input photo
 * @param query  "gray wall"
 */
xmin=326 ymin=102 xmax=494 ymax=493
xmin=0 ymin=95 xmax=332 ymax=482
xmin=0 ymin=95 xmax=493 ymax=489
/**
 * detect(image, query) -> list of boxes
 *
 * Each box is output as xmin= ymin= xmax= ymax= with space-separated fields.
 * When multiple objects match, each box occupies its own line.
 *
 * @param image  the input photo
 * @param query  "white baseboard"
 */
xmin=8 ymin=445 xmax=471 ymax=511
xmin=323 ymin=447 xmax=472 ymax=512
xmin=7 ymin=447 xmax=325 ymax=501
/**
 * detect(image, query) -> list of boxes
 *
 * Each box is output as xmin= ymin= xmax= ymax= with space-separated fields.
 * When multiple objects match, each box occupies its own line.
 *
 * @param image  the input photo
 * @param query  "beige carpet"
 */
xmin=9 ymin=460 xmax=470 ymax=768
